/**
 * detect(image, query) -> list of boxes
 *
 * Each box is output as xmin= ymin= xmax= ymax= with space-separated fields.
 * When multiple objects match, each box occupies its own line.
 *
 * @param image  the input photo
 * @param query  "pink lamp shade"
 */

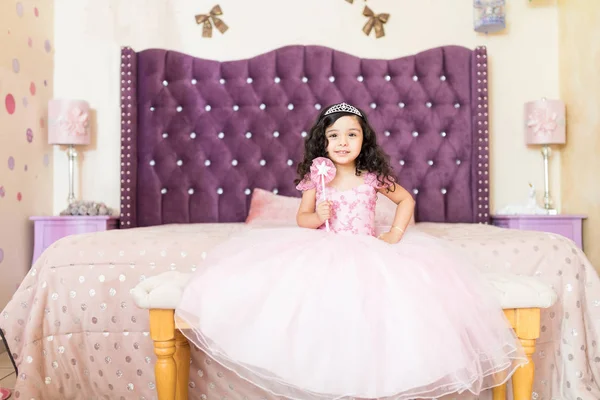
xmin=524 ymin=98 xmax=566 ymax=145
xmin=48 ymin=99 xmax=91 ymax=145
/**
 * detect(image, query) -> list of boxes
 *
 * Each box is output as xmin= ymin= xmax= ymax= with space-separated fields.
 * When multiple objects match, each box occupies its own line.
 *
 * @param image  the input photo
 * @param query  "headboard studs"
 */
xmin=473 ymin=45 xmax=490 ymax=224
xmin=118 ymin=46 xmax=138 ymax=228
xmin=119 ymin=45 xmax=491 ymax=228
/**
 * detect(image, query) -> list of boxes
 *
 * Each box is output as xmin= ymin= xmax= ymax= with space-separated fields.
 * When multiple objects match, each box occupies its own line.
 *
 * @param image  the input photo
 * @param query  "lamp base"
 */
xmin=541 ymin=145 xmax=558 ymax=214
xmin=66 ymin=145 xmax=78 ymax=204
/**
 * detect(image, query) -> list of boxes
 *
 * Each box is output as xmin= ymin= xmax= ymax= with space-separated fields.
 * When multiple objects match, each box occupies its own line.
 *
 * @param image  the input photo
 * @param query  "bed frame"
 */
xmin=120 ymin=44 xmax=543 ymax=400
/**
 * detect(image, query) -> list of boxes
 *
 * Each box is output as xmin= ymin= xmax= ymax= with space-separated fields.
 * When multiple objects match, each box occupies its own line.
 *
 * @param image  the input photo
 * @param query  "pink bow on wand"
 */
xmin=310 ymin=157 xmax=336 ymax=231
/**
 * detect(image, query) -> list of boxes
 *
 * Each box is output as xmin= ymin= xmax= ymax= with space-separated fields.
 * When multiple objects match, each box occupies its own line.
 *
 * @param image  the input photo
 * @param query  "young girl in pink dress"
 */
xmin=176 ymin=102 xmax=527 ymax=400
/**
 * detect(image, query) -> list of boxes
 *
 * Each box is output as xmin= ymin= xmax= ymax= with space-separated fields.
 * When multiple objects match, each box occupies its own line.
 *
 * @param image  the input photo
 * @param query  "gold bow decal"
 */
xmin=195 ymin=5 xmax=229 ymax=38
xmin=362 ymin=6 xmax=389 ymax=39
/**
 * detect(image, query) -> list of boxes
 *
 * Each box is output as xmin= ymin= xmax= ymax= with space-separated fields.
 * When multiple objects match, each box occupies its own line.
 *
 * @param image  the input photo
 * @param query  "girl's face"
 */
xmin=324 ymin=116 xmax=363 ymax=166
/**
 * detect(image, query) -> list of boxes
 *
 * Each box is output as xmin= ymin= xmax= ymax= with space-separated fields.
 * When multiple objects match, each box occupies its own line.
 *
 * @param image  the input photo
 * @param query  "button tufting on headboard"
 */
xmin=119 ymin=45 xmax=490 ymax=228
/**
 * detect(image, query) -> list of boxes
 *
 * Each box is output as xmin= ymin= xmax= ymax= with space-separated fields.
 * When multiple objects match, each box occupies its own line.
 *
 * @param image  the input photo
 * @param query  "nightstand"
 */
xmin=491 ymin=214 xmax=586 ymax=249
xmin=29 ymin=216 xmax=119 ymax=265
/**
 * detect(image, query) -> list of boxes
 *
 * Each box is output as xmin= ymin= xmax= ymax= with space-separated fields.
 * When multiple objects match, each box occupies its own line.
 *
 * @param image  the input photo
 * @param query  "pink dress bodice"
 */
xmin=296 ymin=172 xmax=385 ymax=236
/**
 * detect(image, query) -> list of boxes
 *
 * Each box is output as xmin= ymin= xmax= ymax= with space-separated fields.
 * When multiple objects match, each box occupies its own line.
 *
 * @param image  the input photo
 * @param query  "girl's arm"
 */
xmin=296 ymin=189 xmax=329 ymax=229
xmin=378 ymin=183 xmax=415 ymax=243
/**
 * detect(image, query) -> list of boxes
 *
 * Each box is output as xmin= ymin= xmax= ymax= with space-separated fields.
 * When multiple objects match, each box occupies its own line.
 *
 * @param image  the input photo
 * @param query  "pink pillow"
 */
xmin=246 ymin=189 xmax=300 ymax=226
xmin=246 ymin=188 xmax=415 ymax=227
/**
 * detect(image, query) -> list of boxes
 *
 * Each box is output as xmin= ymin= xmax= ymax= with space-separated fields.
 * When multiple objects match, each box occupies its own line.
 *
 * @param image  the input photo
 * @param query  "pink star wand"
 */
xmin=310 ymin=157 xmax=336 ymax=231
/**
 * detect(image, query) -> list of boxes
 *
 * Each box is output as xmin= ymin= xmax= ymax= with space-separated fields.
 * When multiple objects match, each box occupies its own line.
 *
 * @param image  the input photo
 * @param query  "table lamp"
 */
xmin=524 ymin=98 xmax=566 ymax=215
xmin=48 ymin=99 xmax=91 ymax=204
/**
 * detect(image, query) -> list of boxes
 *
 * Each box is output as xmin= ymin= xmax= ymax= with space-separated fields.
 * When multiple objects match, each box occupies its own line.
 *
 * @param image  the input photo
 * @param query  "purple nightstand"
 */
xmin=491 ymin=214 xmax=587 ymax=249
xmin=29 ymin=216 xmax=119 ymax=266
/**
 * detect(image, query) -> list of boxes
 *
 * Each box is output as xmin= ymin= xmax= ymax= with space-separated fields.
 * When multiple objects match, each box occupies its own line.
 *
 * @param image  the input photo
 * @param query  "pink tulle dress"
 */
xmin=175 ymin=172 xmax=527 ymax=400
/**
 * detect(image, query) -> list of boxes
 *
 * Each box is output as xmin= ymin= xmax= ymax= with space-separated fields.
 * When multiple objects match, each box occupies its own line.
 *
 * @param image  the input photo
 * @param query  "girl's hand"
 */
xmin=315 ymin=201 xmax=331 ymax=223
xmin=377 ymin=230 xmax=403 ymax=244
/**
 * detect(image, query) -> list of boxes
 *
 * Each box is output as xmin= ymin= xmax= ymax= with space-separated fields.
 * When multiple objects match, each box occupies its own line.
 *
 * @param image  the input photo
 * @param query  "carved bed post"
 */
xmin=511 ymin=308 xmax=540 ymax=400
xmin=175 ymin=330 xmax=191 ymax=400
xmin=492 ymin=381 xmax=507 ymax=400
xmin=492 ymin=308 xmax=540 ymax=400
xmin=150 ymin=309 xmax=177 ymax=400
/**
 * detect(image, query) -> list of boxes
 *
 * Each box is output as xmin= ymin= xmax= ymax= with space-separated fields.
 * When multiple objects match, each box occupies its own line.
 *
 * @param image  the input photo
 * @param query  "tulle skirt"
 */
xmin=175 ymin=226 xmax=527 ymax=400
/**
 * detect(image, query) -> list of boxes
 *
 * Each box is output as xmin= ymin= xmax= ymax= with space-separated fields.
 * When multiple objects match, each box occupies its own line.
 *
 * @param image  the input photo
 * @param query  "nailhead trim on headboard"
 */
xmin=119 ymin=47 xmax=138 ymax=228
xmin=473 ymin=46 xmax=490 ymax=225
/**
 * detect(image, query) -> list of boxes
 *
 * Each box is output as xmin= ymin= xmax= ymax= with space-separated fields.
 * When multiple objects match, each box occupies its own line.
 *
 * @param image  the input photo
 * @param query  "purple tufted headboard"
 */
xmin=118 ymin=45 xmax=490 ymax=229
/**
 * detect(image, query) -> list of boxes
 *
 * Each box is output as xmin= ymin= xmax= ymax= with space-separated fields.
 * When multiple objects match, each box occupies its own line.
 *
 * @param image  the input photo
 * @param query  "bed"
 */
xmin=0 ymin=44 xmax=598 ymax=400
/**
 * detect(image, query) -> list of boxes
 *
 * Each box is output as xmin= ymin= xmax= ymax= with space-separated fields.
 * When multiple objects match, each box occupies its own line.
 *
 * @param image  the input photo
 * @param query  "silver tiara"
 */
xmin=323 ymin=102 xmax=363 ymax=118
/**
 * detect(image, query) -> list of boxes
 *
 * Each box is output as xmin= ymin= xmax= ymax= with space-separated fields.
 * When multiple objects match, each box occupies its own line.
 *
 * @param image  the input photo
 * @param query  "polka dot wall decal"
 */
xmin=24 ymin=165 xmax=28 ymax=171
xmin=17 ymin=192 xmax=22 ymax=202
xmin=44 ymin=80 xmax=47 ymax=86
xmin=34 ymin=7 xmax=39 ymax=17
xmin=16 ymin=2 xmax=23 ymax=17
xmin=30 ymin=82 xmax=36 ymax=95
xmin=12 ymin=59 xmax=19 ymax=73
xmin=0 ymin=248 xmax=4 ymax=264
xmin=26 ymin=128 xmax=33 ymax=143
xmin=44 ymin=40 xmax=51 ymax=53
xmin=40 ymin=117 xmax=45 ymax=128
xmin=22 ymin=97 xmax=28 ymax=107
xmin=8 ymin=156 xmax=15 ymax=170
xmin=28 ymin=37 xmax=32 ymax=47
xmin=5 ymin=94 xmax=15 ymax=114
xmin=43 ymin=154 xmax=49 ymax=166
xmin=0 ymin=186 xmax=5 ymax=198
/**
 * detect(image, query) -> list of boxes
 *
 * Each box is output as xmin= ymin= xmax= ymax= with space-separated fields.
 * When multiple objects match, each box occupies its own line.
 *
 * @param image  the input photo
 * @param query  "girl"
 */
xmin=176 ymin=102 xmax=527 ymax=400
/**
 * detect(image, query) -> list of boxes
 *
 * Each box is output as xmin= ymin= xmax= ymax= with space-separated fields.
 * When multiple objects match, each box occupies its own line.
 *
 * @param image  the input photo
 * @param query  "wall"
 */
xmin=0 ymin=0 xmax=54 ymax=309
xmin=558 ymin=0 xmax=600 ymax=270
xmin=52 ymin=0 xmax=560 ymax=218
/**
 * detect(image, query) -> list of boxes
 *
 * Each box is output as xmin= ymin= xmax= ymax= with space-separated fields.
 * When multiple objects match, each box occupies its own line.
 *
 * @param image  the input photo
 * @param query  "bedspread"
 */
xmin=0 ymin=222 xmax=598 ymax=400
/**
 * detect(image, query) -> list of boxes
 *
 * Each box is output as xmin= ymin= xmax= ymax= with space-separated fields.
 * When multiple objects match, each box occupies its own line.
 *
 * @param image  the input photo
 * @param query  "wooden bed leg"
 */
xmin=491 ymin=382 xmax=507 ymax=400
xmin=175 ymin=330 xmax=190 ymax=400
xmin=511 ymin=308 xmax=540 ymax=400
xmin=150 ymin=309 xmax=177 ymax=400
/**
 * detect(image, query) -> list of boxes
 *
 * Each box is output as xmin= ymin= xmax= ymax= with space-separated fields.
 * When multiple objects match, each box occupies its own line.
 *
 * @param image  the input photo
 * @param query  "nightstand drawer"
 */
xmin=492 ymin=215 xmax=586 ymax=249
xmin=30 ymin=216 xmax=119 ymax=265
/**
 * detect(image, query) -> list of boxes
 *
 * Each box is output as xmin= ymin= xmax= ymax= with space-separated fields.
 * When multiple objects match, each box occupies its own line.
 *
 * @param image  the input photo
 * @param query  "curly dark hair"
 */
xmin=294 ymin=104 xmax=397 ymax=191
